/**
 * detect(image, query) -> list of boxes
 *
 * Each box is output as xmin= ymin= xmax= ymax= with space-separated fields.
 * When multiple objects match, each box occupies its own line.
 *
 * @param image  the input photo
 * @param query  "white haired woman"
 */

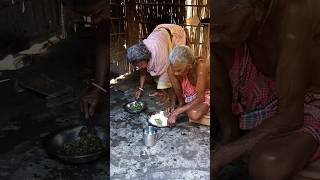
xmin=166 ymin=45 xmax=210 ymax=126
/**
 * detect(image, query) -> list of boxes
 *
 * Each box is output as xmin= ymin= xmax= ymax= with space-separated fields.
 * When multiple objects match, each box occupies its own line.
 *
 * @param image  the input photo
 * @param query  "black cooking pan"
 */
xmin=123 ymin=100 xmax=147 ymax=114
xmin=44 ymin=124 xmax=107 ymax=164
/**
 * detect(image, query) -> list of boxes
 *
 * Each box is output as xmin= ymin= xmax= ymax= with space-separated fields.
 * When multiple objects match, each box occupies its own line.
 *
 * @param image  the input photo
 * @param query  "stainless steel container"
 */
xmin=143 ymin=125 xmax=158 ymax=147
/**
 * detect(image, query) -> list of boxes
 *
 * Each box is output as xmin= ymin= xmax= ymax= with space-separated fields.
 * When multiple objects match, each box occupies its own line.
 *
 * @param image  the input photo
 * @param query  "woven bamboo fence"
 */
xmin=110 ymin=0 xmax=128 ymax=77
xmin=110 ymin=0 xmax=210 ymax=76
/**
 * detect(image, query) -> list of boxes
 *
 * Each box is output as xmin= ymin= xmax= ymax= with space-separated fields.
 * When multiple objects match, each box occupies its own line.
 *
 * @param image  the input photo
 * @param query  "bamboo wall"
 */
xmin=0 ymin=0 xmax=61 ymax=58
xmin=134 ymin=0 xmax=210 ymax=57
xmin=110 ymin=0 xmax=128 ymax=77
xmin=0 ymin=0 xmax=209 ymax=78
xmin=110 ymin=0 xmax=210 ymax=77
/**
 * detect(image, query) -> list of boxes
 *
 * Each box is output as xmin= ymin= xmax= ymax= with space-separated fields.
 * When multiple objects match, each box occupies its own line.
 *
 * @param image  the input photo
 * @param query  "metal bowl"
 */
xmin=44 ymin=125 xmax=107 ymax=164
xmin=123 ymin=101 xmax=146 ymax=114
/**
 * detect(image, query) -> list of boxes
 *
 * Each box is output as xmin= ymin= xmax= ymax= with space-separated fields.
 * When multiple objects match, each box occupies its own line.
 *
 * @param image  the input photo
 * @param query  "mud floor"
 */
xmin=109 ymin=72 xmax=210 ymax=180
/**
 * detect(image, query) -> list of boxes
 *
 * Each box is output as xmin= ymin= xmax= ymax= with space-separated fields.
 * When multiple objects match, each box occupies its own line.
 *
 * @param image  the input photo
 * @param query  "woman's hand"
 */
xmin=168 ymin=111 xmax=179 ymax=127
xmin=134 ymin=87 xmax=143 ymax=99
xmin=166 ymin=105 xmax=175 ymax=115
xmin=80 ymin=88 xmax=101 ymax=119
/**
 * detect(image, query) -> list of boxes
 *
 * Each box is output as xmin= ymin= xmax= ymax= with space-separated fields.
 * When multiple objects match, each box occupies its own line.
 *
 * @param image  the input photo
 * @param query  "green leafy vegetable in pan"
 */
xmin=59 ymin=127 xmax=105 ymax=156
xmin=129 ymin=102 xmax=144 ymax=112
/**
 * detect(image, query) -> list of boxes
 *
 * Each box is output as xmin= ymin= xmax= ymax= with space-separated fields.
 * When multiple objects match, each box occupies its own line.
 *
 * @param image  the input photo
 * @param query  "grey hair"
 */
xmin=127 ymin=42 xmax=152 ymax=64
xmin=169 ymin=45 xmax=194 ymax=65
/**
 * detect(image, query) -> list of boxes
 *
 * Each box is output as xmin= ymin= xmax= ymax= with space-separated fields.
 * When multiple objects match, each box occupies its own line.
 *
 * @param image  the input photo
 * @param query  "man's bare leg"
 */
xmin=249 ymin=132 xmax=318 ymax=180
xmin=213 ymin=46 xmax=240 ymax=144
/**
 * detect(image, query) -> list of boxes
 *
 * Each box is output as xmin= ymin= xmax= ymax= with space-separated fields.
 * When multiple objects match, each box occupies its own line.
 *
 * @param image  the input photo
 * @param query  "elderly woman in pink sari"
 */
xmin=166 ymin=45 xmax=210 ymax=126
xmin=127 ymin=24 xmax=186 ymax=103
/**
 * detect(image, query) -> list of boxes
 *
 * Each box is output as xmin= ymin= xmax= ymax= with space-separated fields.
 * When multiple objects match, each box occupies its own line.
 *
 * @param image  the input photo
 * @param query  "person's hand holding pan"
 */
xmin=80 ymin=88 xmax=101 ymax=119
xmin=134 ymin=87 xmax=144 ymax=99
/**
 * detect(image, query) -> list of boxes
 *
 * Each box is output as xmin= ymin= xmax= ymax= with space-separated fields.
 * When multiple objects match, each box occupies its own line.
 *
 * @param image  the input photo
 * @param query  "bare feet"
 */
xmin=149 ymin=90 xmax=164 ymax=97
xmin=149 ymin=90 xmax=170 ymax=105
xmin=156 ymin=94 xmax=169 ymax=106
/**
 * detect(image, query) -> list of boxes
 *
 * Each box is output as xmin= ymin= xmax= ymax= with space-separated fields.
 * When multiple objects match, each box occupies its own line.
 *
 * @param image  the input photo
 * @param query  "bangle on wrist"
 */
xmin=138 ymin=87 xmax=144 ymax=91
xmin=91 ymin=82 xmax=107 ymax=93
